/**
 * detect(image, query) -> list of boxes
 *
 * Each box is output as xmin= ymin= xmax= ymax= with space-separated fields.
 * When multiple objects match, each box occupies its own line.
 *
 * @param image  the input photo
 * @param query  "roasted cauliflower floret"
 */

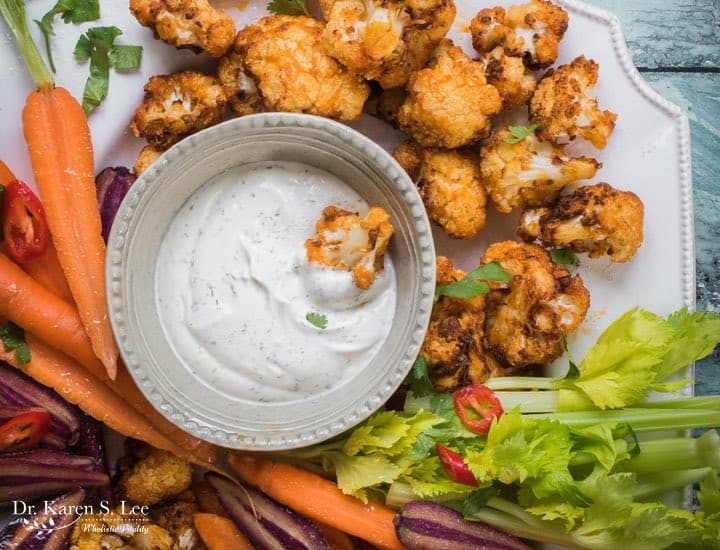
xmin=117 ymin=441 xmax=193 ymax=506
xmin=129 ymin=524 xmax=176 ymax=550
xmin=306 ymin=206 xmax=394 ymax=290
xmin=134 ymin=144 xmax=164 ymax=176
xmin=421 ymin=257 xmax=498 ymax=391
xmin=131 ymin=71 xmax=227 ymax=150
xmin=480 ymin=126 xmax=601 ymax=213
xmin=397 ymin=41 xmax=502 ymax=148
xmin=130 ymin=0 xmax=235 ymax=57
xmin=530 ymin=55 xmax=618 ymax=149
xmin=394 ymin=140 xmax=487 ymax=239
xmin=519 ymin=182 xmax=644 ymax=262
xmin=481 ymin=241 xmax=590 ymax=368
xmin=231 ymin=16 xmax=370 ymax=120
xmin=71 ymin=510 xmax=159 ymax=550
xmin=217 ymin=50 xmax=264 ymax=116
xmin=321 ymin=0 xmax=456 ymax=89
xmin=481 ymin=46 xmax=537 ymax=109
xmin=470 ymin=0 xmax=568 ymax=70
xmin=154 ymin=499 xmax=204 ymax=550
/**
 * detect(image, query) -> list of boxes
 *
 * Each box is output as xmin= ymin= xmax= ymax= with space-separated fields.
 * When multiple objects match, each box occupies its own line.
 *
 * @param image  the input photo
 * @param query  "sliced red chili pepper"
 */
xmin=436 ymin=443 xmax=478 ymax=487
xmin=2 ymin=179 xmax=50 ymax=263
xmin=453 ymin=384 xmax=503 ymax=435
xmin=0 ymin=410 xmax=51 ymax=452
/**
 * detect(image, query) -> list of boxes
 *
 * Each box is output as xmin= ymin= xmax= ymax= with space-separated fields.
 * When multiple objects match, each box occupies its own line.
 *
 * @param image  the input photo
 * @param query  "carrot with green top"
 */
xmin=0 ymin=0 xmax=118 ymax=379
xmin=229 ymin=454 xmax=405 ymax=550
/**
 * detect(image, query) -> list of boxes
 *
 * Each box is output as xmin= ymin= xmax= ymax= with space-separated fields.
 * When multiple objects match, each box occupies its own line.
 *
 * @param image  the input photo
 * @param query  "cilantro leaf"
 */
xmin=462 ymin=487 xmax=499 ymax=518
xmin=550 ymin=247 xmax=580 ymax=267
xmin=267 ymin=0 xmax=309 ymax=16
xmin=0 ymin=322 xmax=31 ymax=364
xmin=306 ymin=311 xmax=327 ymax=329
xmin=405 ymin=356 xmax=434 ymax=397
xmin=503 ymin=123 xmax=540 ymax=145
xmin=74 ymin=26 xmax=142 ymax=115
xmin=108 ymin=44 xmax=143 ymax=71
xmin=35 ymin=0 xmax=100 ymax=73
xmin=434 ymin=262 xmax=510 ymax=302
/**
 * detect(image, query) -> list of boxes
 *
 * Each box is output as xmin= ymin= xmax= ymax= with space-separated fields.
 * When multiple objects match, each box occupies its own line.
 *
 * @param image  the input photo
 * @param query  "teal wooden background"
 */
xmin=586 ymin=0 xmax=719 ymax=394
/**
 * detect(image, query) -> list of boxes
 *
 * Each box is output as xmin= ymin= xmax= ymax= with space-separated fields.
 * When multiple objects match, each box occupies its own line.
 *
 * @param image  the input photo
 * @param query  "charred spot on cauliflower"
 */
xmin=232 ymin=16 xmax=370 ymax=120
xmin=217 ymin=50 xmax=264 ymax=117
xmin=530 ymin=55 xmax=618 ymax=149
xmin=421 ymin=256 xmax=502 ymax=391
xmin=394 ymin=140 xmax=487 ymax=239
xmin=306 ymin=205 xmax=394 ymax=290
xmin=321 ymin=0 xmax=456 ymax=89
xmin=481 ymin=241 xmax=590 ymax=368
xmin=117 ymin=440 xmax=193 ymax=507
xmin=481 ymin=46 xmax=537 ymax=109
xmin=519 ymin=182 xmax=644 ymax=262
xmin=480 ymin=126 xmax=601 ymax=213
xmin=470 ymin=0 xmax=568 ymax=70
xmin=397 ymin=41 xmax=502 ymax=148
xmin=130 ymin=0 xmax=235 ymax=57
xmin=134 ymin=144 xmax=164 ymax=176
xmin=131 ymin=71 xmax=227 ymax=150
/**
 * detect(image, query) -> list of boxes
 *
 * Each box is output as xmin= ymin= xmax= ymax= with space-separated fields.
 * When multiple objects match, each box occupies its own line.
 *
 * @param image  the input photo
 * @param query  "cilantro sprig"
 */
xmin=0 ymin=322 xmax=31 ymax=364
xmin=73 ymin=26 xmax=142 ymax=115
xmin=503 ymin=123 xmax=540 ymax=145
xmin=35 ymin=0 xmax=100 ymax=72
xmin=550 ymin=247 xmax=580 ymax=267
xmin=434 ymin=262 xmax=510 ymax=302
xmin=306 ymin=312 xmax=328 ymax=330
xmin=267 ymin=0 xmax=309 ymax=16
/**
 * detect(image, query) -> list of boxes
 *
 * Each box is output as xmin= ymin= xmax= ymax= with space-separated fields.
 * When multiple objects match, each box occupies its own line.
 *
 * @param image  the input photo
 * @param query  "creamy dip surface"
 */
xmin=155 ymin=161 xmax=397 ymax=402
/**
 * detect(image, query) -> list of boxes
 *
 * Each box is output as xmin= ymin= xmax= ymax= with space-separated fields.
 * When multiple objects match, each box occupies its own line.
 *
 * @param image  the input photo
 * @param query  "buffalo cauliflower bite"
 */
xmin=470 ymin=0 xmax=568 ymax=70
xmin=481 ymin=46 xmax=537 ymax=109
xmin=71 ymin=510 xmax=175 ymax=550
xmin=421 ymin=257 xmax=501 ymax=391
xmin=519 ymin=182 xmax=644 ymax=262
xmin=480 ymin=126 xmax=601 ymax=213
xmin=481 ymin=241 xmax=590 ymax=368
xmin=530 ymin=55 xmax=618 ymax=149
xmin=394 ymin=140 xmax=487 ymax=239
xmin=397 ymin=41 xmax=502 ymax=148
xmin=232 ymin=16 xmax=369 ymax=120
xmin=130 ymin=0 xmax=235 ymax=57
xmin=153 ymin=499 xmax=204 ymax=550
xmin=117 ymin=441 xmax=193 ymax=506
xmin=321 ymin=0 xmax=456 ymax=89
xmin=306 ymin=205 xmax=394 ymax=290
xmin=134 ymin=144 xmax=164 ymax=176
xmin=217 ymin=50 xmax=264 ymax=116
xmin=131 ymin=71 xmax=227 ymax=150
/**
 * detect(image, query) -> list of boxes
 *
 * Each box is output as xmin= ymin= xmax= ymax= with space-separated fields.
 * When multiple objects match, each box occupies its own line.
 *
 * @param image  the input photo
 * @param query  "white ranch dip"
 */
xmin=155 ymin=161 xmax=396 ymax=402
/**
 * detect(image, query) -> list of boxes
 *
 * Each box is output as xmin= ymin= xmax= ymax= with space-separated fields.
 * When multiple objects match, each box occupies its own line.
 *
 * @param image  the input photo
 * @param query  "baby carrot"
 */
xmin=0 ymin=333 xmax=199 ymax=464
xmin=228 ymin=454 xmax=405 ymax=550
xmin=193 ymin=513 xmax=254 ymax=550
xmin=1 ymin=0 xmax=119 ymax=378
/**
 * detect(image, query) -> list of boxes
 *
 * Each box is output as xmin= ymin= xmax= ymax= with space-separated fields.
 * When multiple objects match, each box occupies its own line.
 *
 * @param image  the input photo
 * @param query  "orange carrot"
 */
xmin=0 ymin=333 xmax=213 ymax=467
xmin=2 ymin=2 xmax=119 ymax=379
xmin=0 ymin=161 xmax=74 ymax=303
xmin=193 ymin=513 xmax=254 ymax=550
xmin=0 ymin=252 xmax=105 ymax=375
xmin=229 ymin=455 xmax=405 ymax=550
xmin=0 ymin=160 xmax=14 ymax=184
xmin=317 ymin=522 xmax=356 ymax=550
xmin=21 ymin=241 xmax=74 ymax=304
xmin=23 ymin=87 xmax=118 ymax=379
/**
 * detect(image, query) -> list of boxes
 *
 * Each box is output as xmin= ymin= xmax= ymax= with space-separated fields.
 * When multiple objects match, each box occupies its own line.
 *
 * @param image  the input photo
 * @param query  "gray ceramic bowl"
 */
xmin=106 ymin=113 xmax=435 ymax=450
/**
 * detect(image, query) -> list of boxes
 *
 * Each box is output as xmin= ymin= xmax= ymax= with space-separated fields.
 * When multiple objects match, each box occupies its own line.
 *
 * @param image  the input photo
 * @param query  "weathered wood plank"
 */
xmin=583 ymin=0 xmax=720 ymax=69
xmin=642 ymin=72 xmax=720 ymax=394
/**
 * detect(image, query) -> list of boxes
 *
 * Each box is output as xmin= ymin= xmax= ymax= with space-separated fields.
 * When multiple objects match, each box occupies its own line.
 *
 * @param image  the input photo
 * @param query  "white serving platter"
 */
xmin=0 ymin=0 xmax=694 ymax=545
